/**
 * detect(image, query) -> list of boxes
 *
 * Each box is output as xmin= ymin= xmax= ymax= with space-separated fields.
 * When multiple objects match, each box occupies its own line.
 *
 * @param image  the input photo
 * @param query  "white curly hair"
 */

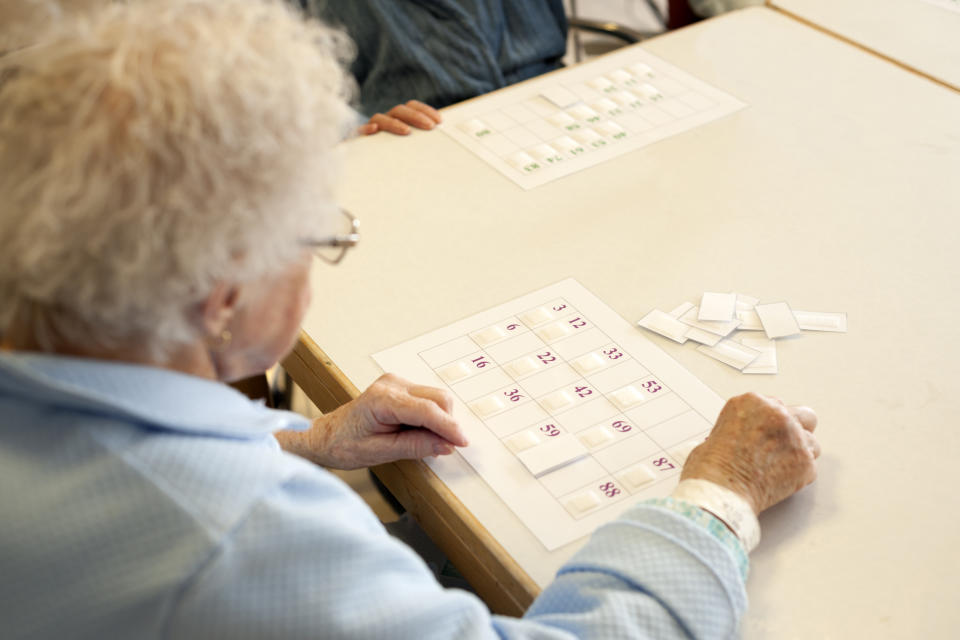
xmin=0 ymin=0 xmax=358 ymax=358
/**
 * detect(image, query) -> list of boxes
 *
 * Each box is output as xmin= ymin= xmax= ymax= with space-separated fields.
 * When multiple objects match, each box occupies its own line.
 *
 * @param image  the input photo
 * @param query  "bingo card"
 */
xmin=372 ymin=279 xmax=725 ymax=551
xmin=441 ymin=46 xmax=746 ymax=190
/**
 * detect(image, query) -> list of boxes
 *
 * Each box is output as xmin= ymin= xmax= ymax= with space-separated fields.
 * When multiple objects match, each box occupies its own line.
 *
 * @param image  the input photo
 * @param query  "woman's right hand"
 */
xmin=681 ymin=393 xmax=821 ymax=514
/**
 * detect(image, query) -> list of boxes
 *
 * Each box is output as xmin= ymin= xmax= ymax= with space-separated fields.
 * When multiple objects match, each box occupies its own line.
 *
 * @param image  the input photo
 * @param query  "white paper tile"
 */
xmin=696 ymin=339 xmax=762 ymax=370
xmin=505 ymin=430 xmax=540 ymax=453
xmin=564 ymin=490 xmax=602 ymax=516
xmin=679 ymin=306 xmax=741 ymax=336
xmin=735 ymin=308 xmax=764 ymax=331
xmin=698 ymin=292 xmax=737 ymax=321
xmin=684 ymin=327 xmax=723 ymax=346
xmin=734 ymin=293 xmax=760 ymax=310
xmin=541 ymin=389 xmax=576 ymax=413
xmin=578 ymin=425 xmax=615 ymax=449
xmin=536 ymin=321 xmax=575 ymax=342
xmin=570 ymin=351 xmax=608 ymax=375
xmin=519 ymin=306 xmax=554 ymax=327
xmin=471 ymin=325 xmax=508 ymax=346
xmin=504 ymin=356 xmax=540 ymax=379
xmin=793 ymin=310 xmax=848 ymax=332
xmin=669 ymin=440 xmax=700 ymax=466
xmin=669 ymin=301 xmax=695 ymax=318
xmin=540 ymin=86 xmax=580 ymax=108
xmin=437 ymin=361 xmax=471 ymax=384
xmin=471 ymin=394 xmax=507 ymax=418
xmin=609 ymin=385 xmax=645 ymax=410
xmin=637 ymin=309 xmax=689 ymax=344
xmin=516 ymin=434 xmax=588 ymax=477
xmin=755 ymin=302 xmax=802 ymax=339
xmin=740 ymin=337 xmax=778 ymax=375
xmin=617 ymin=464 xmax=656 ymax=491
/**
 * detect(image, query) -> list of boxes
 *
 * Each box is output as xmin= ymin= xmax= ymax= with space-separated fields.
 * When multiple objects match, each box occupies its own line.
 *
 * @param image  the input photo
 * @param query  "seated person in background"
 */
xmin=301 ymin=0 xmax=568 ymax=135
xmin=0 ymin=1 xmax=821 ymax=637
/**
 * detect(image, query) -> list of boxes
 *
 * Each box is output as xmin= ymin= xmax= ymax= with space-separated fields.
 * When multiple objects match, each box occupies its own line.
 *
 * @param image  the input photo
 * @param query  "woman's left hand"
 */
xmin=277 ymin=373 xmax=468 ymax=469
xmin=357 ymin=100 xmax=442 ymax=136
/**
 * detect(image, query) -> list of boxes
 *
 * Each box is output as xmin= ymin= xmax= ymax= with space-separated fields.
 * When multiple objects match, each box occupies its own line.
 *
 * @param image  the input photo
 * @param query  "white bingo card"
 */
xmin=441 ymin=47 xmax=746 ymax=190
xmin=372 ymin=279 xmax=725 ymax=551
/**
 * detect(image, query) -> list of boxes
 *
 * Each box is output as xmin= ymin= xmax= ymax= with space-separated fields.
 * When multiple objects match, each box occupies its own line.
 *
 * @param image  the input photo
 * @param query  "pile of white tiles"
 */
xmin=637 ymin=292 xmax=847 ymax=374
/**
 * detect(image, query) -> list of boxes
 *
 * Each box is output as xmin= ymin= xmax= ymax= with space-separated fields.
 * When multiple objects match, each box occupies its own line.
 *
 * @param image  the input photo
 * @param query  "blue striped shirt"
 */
xmin=306 ymin=0 xmax=568 ymax=115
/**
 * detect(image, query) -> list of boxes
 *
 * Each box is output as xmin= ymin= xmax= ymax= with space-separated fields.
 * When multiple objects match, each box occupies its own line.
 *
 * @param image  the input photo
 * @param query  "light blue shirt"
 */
xmin=0 ymin=352 xmax=747 ymax=639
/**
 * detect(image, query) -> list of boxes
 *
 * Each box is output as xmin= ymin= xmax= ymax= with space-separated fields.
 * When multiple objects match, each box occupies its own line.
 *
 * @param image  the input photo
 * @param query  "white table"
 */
xmin=289 ymin=7 xmax=960 ymax=637
xmin=769 ymin=0 xmax=960 ymax=91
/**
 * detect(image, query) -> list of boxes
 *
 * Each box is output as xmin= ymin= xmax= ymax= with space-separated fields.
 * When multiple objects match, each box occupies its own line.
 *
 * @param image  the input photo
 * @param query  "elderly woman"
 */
xmin=0 ymin=1 xmax=821 ymax=638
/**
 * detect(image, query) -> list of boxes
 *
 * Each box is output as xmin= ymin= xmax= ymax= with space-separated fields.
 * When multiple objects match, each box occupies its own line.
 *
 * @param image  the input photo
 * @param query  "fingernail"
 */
xmin=433 ymin=443 xmax=454 ymax=456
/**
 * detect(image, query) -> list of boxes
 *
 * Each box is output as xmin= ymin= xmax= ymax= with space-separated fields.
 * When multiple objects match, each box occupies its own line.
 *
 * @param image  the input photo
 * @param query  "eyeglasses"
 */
xmin=301 ymin=208 xmax=360 ymax=265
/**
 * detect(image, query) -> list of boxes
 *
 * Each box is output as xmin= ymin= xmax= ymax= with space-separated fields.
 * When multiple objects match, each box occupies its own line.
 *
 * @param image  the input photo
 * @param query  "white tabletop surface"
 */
xmin=770 ymin=0 xmax=960 ymax=90
xmin=300 ymin=7 xmax=960 ymax=638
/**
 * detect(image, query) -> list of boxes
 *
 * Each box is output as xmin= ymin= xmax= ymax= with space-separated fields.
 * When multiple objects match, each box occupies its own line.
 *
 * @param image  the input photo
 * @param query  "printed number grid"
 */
xmin=418 ymin=298 xmax=712 ymax=521
xmin=441 ymin=49 xmax=746 ymax=189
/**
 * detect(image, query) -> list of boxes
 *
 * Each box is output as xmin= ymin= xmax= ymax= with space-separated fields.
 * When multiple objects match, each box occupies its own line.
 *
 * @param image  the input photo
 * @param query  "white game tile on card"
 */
xmin=541 ymin=389 xmax=576 ymax=413
xmin=610 ymin=90 xmax=643 ymax=109
xmin=637 ymin=83 xmax=663 ymax=100
xmin=565 ymin=490 xmax=602 ymax=516
xmin=504 ymin=356 xmax=540 ymax=379
xmin=516 ymin=435 xmax=588 ymax=477
xmin=595 ymin=121 xmax=627 ymax=140
xmin=470 ymin=325 xmax=508 ymax=346
xmin=470 ymin=394 xmax=507 ymax=418
xmin=593 ymin=98 xmax=621 ymax=116
xmin=570 ymin=351 xmax=608 ymax=375
xmin=505 ymin=430 xmax=540 ymax=454
xmin=669 ymin=440 xmax=701 ymax=466
xmin=518 ymin=306 xmax=555 ymax=327
xmin=568 ymin=105 xmax=601 ymax=122
xmin=572 ymin=128 xmax=606 ymax=148
xmin=459 ymin=118 xmax=492 ymax=137
xmin=552 ymin=136 xmax=587 ymax=156
xmin=698 ymin=292 xmax=737 ymax=321
xmin=437 ymin=361 xmax=471 ymax=384
xmin=507 ymin=151 xmax=538 ymax=172
xmin=536 ymin=321 xmax=575 ymax=342
xmin=529 ymin=144 xmax=564 ymax=164
xmin=609 ymin=385 xmax=645 ymax=410
xmin=578 ymin=426 xmax=615 ymax=449
xmin=548 ymin=111 xmax=579 ymax=130
xmin=540 ymin=86 xmax=580 ymax=108
xmin=588 ymin=76 xmax=616 ymax=92
xmin=755 ymin=302 xmax=802 ymax=339
xmin=617 ymin=465 xmax=656 ymax=491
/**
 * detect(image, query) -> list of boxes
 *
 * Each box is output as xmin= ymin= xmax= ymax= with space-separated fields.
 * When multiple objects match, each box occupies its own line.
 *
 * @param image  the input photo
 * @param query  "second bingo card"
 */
xmin=372 ymin=279 xmax=725 ymax=551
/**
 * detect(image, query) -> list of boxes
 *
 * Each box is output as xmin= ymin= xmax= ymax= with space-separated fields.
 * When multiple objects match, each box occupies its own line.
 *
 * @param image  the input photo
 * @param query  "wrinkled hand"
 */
xmin=357 ymin=100 xmax=442 ymax=136
xmin=681 ymin=393 xmax=821 ymax=514
xmin=279 ymin=373 xmax=468 ymax=470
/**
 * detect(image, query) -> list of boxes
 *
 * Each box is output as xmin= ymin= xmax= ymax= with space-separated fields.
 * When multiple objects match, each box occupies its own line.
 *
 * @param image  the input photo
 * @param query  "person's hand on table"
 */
xmin=277 ymin=373 xmax=468 ymax=469
xmin=682 ymin=392 xmax=821 ymax=514
xmin=357 ymin=100 xmax=442 ymax=136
